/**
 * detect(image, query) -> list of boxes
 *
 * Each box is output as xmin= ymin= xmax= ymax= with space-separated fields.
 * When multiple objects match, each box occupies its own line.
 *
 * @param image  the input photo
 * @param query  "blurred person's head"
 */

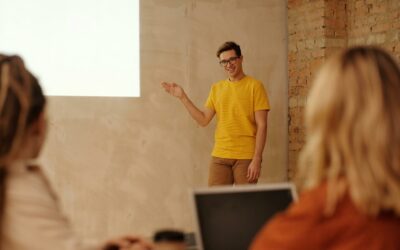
xmin=297 ymin=46 xmax=400 ymax=216
xmin=0 ymin=55 xmax=46 ymax=165
xmin=0 ymin=55 xmax=47 ymax=241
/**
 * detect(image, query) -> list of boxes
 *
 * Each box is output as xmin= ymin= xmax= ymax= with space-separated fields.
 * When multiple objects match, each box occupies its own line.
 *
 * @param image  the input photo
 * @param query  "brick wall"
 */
xmin=347 ymin=0 xmax=400 ymax=58
xmin=287 ymin=0 xmax=400 ymax=179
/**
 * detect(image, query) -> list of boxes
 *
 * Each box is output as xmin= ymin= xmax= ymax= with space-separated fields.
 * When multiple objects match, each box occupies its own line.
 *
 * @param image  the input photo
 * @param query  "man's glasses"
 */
xmin=219 ymin=56 xmax=239 ymax=67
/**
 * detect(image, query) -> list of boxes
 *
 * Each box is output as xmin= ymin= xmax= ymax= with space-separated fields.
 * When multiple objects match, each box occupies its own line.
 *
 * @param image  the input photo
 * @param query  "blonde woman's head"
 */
xmin=298 ymin=46 xmax=400 ymax=215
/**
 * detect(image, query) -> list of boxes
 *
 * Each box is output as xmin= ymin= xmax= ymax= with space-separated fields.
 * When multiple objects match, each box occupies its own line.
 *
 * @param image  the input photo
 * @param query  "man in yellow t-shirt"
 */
xmin=161 ymin=41 xmax=270 ymax=186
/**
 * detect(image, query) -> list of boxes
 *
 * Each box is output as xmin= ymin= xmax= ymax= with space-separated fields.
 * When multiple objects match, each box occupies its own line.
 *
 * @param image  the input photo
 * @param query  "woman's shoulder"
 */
xmin=6 ymin=162 xmax=57 ymax=203
xmin=250 ymin=184 xmax=328 ymax=250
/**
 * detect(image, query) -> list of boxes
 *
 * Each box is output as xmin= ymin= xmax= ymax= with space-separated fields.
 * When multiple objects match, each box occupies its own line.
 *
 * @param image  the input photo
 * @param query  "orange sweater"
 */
xmin=250 ymin=183 xmax=400 ymax=250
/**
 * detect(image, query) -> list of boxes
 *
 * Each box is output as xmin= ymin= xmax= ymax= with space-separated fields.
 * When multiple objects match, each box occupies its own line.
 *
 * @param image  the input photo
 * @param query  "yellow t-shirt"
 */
xmin=205 ymin=76 xmax=270 ymax=159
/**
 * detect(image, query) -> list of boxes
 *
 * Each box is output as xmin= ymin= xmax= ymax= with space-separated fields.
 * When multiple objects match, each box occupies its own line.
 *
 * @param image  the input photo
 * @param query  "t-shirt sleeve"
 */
xmin=204 ymin=85 xmax=215 ymax=111
xmin=254 ymin=82 xmax=270 ymax=111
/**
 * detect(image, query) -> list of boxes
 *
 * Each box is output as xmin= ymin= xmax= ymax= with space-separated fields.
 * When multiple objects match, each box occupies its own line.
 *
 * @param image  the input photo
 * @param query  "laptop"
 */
xmin=191 ymin=183 xmax=297 ymax=250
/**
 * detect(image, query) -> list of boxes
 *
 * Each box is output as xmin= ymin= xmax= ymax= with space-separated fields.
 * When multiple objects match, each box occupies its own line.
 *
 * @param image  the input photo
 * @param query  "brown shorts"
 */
xmin=208 ymin=156 xmax=256 ymax=186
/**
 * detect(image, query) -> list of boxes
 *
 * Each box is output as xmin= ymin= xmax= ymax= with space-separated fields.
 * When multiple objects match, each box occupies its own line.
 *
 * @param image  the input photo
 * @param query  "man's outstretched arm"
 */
xmin=161 ymin=82 xmax=215 ymax=127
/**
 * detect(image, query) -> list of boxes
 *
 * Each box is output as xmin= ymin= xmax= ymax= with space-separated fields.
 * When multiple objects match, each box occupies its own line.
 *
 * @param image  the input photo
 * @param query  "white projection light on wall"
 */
xmin=0 ymin=0 xmax=140 ymax=97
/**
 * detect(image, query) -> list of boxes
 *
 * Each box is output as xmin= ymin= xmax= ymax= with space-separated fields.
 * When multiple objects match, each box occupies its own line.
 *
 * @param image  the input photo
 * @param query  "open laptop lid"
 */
xmin=191 ymin=183 xmax=297 ymax=250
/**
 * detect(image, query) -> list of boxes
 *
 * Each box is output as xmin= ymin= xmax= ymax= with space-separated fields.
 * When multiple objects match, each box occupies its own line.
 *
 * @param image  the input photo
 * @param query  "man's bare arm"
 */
xmin=161 ymin=82 xmax=215 ymax=126
xmin=247 ymin=110 xmax=269 ymax=182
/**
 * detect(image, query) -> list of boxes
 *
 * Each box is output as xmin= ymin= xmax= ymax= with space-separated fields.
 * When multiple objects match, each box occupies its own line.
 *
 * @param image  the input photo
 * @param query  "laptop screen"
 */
xmin=192 ymin=183 xmax=297 ymax=250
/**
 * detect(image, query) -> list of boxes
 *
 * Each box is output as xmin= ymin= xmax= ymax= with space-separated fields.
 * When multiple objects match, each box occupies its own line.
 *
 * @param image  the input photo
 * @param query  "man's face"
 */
xmin=219 ymin=49 xmax=243 ymax=79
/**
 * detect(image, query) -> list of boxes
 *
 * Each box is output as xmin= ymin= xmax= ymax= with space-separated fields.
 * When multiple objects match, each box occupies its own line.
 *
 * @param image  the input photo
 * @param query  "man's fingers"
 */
xmin=247 ymin=166 xmax=260 ymax=182
xmin=161 ymin=82 xmax=169 ymax=91
xmin=247 ymin=169 xmax=254 ymax=181
xmin=161 ymin=82 xmax=180 ymax=95
xmin=161 ymin=82 xmax=173 ymax=89
xmin=252 ymin=172 xmax=257 ymax=181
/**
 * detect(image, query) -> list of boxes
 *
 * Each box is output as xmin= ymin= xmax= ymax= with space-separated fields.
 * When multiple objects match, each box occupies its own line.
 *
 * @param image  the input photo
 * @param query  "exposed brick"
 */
xmin=287 ymin=0 xmax=400 ymax=180
xmin=370 ymin=3 xmax=387 ymax=14
xmin=385 ymin=31 xmax=399 ymax=43
xmin=371 ymin=22 xmax=391 ymax=33
xmin=311 ymin=48 xmax=325 ymax=57
xmin=347 ymin=37 xmax=367 ymax=46
xmin=348 ymin=26 xmax=372 ymax=37
xmin=392 ymin=20 xmax=400 ymax=29
xmin=366 ymin=33 xmax=386 ymax=44
xmin=394 ymin=42 xmax=400 ymax=51
xmin=288 ymin=0 xmax=304 ymax=8
xmin=325 ymin=38 xmax=347 ymax=47
xmin=334 ymin=29 xmax=347 ymax=37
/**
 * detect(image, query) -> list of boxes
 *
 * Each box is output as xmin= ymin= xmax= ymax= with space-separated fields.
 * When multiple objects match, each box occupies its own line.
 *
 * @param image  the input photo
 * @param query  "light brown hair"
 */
xmin=297 ymin=46 xmax=400 ymax=216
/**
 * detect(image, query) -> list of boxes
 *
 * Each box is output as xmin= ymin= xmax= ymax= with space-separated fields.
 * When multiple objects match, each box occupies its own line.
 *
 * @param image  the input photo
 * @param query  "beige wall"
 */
xmin=40 ymin=0 xmax=288 ymax=239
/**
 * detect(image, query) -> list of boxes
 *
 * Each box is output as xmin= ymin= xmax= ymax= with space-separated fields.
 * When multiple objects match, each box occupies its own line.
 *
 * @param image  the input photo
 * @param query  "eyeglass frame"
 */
xmin=219 ymin=56 xmax=240 ymax=67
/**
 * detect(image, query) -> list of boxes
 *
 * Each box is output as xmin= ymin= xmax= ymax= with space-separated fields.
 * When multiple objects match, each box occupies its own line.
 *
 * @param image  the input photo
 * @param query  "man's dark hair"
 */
xmin=216 ymin=41 xmax=241 ymax=58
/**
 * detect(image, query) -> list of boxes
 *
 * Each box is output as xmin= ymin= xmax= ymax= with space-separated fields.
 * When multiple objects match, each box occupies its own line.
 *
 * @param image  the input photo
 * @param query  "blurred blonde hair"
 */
xmin=297 ymin=46 xmax=400 ymax=216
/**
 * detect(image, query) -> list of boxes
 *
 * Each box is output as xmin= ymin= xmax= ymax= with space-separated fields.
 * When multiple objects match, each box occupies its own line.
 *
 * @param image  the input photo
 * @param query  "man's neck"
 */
xmin=229 ymin=72 xmax=246 ymax=82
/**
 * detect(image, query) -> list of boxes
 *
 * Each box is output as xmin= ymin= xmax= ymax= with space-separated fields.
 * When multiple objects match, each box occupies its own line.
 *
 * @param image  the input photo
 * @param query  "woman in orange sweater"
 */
xmin=250 ymin=46 xmax=400 ymax=250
